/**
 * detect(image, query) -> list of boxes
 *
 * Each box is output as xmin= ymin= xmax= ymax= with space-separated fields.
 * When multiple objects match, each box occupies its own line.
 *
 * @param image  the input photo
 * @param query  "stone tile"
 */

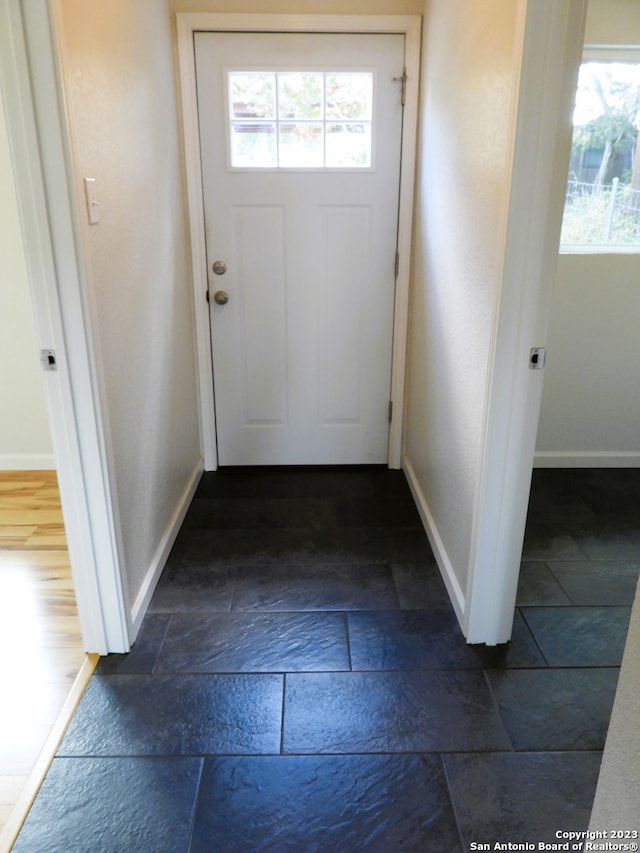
xmin=167 ymin=522 xmax=431 ymax=573
xmin=194 ymin=468 xmax=376 ymax=499
xmin=521 ymin=524 xmax=586 ymax=561
xmin=347 ymin=609 xmax=544 ymax=671
xmin=391 ymin=561 xmax=453 ymax=610
xmin=521 ymin=606 xmax=632 ymax=667
xmin=183 ymin=497 xmax=336 ymax=530
xmin=14 ymin=465 xmax=632 ymax=852
xmin=283 ymin=671 xmax=511 ymax=753
xmin=334 ymin=494 xmax=422 ymax=527
xmin=190 ymin=755 xmax=462 ymax=853
xmin=348 ymin=609 xmax=485 ymax=670
xmin=516 ymin=562 xmax=572 ymax=606
xmin=466 ymin=610 xmax=547 ymax=669
xmin=369 ymin=468 xmax=416 ymax=496
xmin=232 ymin=563 xmax=399 ymax=611
xmin=149 ymin=557 xmax=236 ymax=613
xmin=155 ymin=611 xmax=349 ymax=673
xmin=524 ymin=492 xmax=598 ymax=527
xmin=307 ymin=527 xmax=434 ymax=565
xmin=58 ymin=674 xmax=282 ymax=756
xmin=97 ymin=613 xmax=170 ymax=674
xmin=571 ymin=469 xmax=640 ymax=521
xmin=487 ymin=668 xmax=619 ymax=750
xmin=13 ymin=757 xmax=202 ymax=853
xmin=167 ymin=528 xmax=316 ymax=570
xmin=549 ymin=560 xmax=640 ymax=606
xmin=444 ymin=752 xmax=602 ymax=845
xmin=576 ymin=530 xmax=640 ymax=560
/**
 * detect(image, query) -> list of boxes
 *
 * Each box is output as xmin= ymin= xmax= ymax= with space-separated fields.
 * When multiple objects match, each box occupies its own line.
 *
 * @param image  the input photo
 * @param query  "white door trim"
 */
xmin=0 ymin=0 xmax=131 ymax=654
xmin=463 ymin=0 xmax=588 ymax=644
xmin=176 ymin=13 xmax=421 ymax=470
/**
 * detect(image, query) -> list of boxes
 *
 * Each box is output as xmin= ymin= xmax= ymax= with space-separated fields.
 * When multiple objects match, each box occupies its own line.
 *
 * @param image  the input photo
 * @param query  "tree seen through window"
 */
xmin=561 ymin=57 xmax=640 ymax=247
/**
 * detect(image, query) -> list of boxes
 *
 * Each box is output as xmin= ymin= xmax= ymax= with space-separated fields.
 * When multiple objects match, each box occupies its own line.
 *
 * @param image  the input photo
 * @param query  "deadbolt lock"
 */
xmin=212 ymin=260 xmax=227 ymax=275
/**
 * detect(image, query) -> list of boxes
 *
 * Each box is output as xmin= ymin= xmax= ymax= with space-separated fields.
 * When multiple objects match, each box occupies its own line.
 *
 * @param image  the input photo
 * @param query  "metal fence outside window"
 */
xmin=561 ymin=178 xmax=640 ymax=246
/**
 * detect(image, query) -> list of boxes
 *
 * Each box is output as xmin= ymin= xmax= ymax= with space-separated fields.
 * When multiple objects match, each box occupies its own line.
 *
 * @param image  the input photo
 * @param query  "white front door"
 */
xmin=195 ymin=32 xmax=404 ymax=465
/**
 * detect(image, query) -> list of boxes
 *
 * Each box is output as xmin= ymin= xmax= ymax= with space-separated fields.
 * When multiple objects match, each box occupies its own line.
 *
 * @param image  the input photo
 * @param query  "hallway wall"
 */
xmin=403 ymin=0 xmax=525 ymax=615
xmin=536 ymin=254 xmax=640 ymax=466
xmin=57 ymin=0 xmax=201 ymax=629
xmin=583 ymin=0 xmax=640 ymax=43
xmin=0 ymin=94 xmax=54 ymax=470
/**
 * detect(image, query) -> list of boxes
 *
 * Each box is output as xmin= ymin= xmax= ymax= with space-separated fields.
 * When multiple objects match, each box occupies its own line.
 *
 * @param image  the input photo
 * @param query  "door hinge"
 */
xmin=395 ymin=252 xmax=400 ymax=279
xmin=393 ymin=68 xmax=408 ymax=106
xmin=401 ymin=70 xmax=407 ymax=107
xmin=388 ymin=400 xmax=393 ymax=423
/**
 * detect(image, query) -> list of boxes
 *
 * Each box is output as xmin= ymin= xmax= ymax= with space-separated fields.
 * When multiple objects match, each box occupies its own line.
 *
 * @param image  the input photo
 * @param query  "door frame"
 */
xmin=0 ymin=0 xmax=131 ymax=654
xmin=176 ymin=13 xmax=422 ymax=470
xmin=462 ymin=0 xmax=588 ymax=643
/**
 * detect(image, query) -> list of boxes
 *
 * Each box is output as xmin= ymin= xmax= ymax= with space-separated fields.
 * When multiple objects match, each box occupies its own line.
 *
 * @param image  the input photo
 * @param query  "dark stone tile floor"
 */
xmin=14 ymin=467 xmax=638 ymax=851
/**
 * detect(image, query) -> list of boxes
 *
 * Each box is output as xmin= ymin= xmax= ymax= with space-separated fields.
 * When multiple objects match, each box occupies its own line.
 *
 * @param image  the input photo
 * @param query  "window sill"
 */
xmin=559 ymin=244 xmax=640 ymax=255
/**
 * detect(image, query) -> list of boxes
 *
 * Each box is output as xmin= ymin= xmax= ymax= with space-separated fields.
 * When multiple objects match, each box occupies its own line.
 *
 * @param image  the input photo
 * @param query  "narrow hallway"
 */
xmin=13 ymin=466 xmax=634 ymax=851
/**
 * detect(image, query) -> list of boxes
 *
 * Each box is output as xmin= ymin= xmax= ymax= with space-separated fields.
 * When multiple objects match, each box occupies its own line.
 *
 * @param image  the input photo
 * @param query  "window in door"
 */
xmin=227 ymin=71 xmax=374 ymax=169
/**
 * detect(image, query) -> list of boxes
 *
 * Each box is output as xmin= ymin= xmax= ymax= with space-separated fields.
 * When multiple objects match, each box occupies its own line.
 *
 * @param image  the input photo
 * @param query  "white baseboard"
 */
xmin=129 ymin=458 xmax=203 ymax=637
xmin=0 ymin=453 xmax=56 ymax=470
xmin=401 ymin=454 xmax=466 ymax=629
xmin=534 ymin=451 xmax=640 ymax=468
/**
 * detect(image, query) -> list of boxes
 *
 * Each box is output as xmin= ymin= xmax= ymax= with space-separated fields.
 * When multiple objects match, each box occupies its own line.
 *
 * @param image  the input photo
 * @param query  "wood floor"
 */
xmin=0 ymin=471 xmax=97 ymax=851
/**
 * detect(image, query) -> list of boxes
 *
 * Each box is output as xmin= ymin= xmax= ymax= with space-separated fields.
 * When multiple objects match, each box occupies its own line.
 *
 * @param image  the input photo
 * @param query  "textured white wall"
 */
xmin=536 ymin=254 xmax=640 ymax=464
xmin=58 ymin=0 xmax=200 ymax=608
xmin=0 ymin=95 xmax=54 ymax=469
xmin=404 ymin=0 xmax=523 ymax=595
xmin=584 ymin=0 xmax=640 ymax=43
xmin=536 ymin=0 xmax=640 ymax=466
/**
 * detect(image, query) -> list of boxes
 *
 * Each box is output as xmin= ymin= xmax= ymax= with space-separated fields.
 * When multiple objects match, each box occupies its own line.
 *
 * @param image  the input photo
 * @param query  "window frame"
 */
xmin=559 ymin=44 xmax=640 ymax=254
xmin=223 ymin=65 xmax=378 ymax=173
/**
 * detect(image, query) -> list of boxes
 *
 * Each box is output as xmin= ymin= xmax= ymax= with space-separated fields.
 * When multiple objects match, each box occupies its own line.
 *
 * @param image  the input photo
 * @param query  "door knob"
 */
xmin=213 ymin=290 xmax=229 ymax=305
xmin=212 ymin=260 xmax=227 ymax=275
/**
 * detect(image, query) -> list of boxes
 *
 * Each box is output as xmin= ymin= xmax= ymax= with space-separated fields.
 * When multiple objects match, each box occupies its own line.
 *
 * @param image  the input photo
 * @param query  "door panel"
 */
xmin=321 ymin=206 xmax=370 ymax=423
xmin=195 ymin=32 xmax=404 ymax=465
xmin=233 ymin=205 xmax=287 ymax=424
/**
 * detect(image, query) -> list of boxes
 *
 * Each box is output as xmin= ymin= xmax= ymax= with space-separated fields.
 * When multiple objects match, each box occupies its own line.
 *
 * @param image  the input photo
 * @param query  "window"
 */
xmin=560 ymin=50 xmax=640 ymax=249
xmin=227 ymin=71 xmax=373 ymax=169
